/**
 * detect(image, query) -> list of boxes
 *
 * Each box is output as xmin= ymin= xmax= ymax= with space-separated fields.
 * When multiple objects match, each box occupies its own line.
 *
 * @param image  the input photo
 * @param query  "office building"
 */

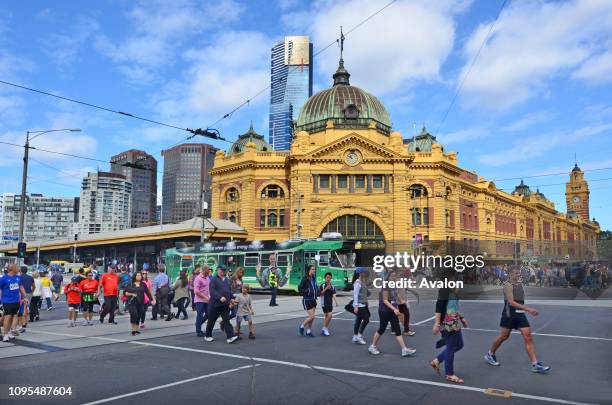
xmin=74 ymin=172 xmax=132 ymax=235
xmin=110 ymin=149 xmax=158 ymax=227
xmin=0 ymin=193 xmax=78 ymax=243
xmin=269 ymin=35 xmax=313 ymax=150
xmin=161 ymin=143 xmax=217 ymax=224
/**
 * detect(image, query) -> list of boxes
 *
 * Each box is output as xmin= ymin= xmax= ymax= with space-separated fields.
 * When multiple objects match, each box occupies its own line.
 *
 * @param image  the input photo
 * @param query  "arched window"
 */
xmin=322 ymin=215 xmax=384 ymax=240
xmin=409 ymin=184 xmax=428 ymax=199
xmin=226 ymin=187 xmax=240 ymax=202
xmin=261 ymin=185 xmax=285 ymax=199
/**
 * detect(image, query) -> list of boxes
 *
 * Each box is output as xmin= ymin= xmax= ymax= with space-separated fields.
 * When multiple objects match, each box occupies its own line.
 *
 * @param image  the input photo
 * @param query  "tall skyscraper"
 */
xmin=110 ymin=149 xmax=158 ymax=228
xmin=269 ymin=35 xmax=313 ymax=150
xmin=161 ymin=143 xmax=217 ymax=224
xmin=74 ymin=172 xmax=132 ymax=235
xmin=0 ymin=193 xmax=78 ymax=243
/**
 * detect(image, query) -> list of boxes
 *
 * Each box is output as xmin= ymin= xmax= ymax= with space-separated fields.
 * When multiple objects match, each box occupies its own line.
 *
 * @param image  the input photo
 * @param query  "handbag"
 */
xmin=344 ymin=300 xmax=354 ymax=313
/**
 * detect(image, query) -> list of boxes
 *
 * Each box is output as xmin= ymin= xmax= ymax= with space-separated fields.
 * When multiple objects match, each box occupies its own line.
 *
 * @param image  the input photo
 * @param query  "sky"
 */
xmin=0 ymin=0 xmax=611 ymax=229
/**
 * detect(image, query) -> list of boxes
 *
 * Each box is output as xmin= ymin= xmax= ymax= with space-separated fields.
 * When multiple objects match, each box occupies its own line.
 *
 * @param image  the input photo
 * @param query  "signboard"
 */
xmin=284 ymin=36 xmax=310 ymax=66
xmin=2 ymin=236 xmax=18 ymax=241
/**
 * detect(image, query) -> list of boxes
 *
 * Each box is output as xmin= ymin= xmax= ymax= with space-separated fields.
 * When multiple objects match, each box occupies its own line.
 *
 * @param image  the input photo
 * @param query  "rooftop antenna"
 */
xmin=574 ymin=152 xmax=577 ymax=165
xmin=337 ymin=25 xmax=345 ymax=62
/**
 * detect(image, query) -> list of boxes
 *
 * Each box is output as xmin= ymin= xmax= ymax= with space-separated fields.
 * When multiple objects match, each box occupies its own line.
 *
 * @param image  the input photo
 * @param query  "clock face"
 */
xmin=572 ymin=196 xmax=581 ymax=204
xmin=345 ymin=151 xmax=359 ymax=165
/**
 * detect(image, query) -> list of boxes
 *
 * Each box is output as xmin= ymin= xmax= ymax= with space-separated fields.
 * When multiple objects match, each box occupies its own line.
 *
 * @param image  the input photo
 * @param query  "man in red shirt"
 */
xmin=79 ymin=271 xmax=99 ymax=326
xmin=97 ymin=267 xmax=120 ymax=325
xmin=65 ymin=277 xmax=82 ymax=327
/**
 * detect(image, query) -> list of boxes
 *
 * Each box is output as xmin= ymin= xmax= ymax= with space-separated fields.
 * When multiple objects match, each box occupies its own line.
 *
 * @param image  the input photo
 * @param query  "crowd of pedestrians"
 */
xmin=0 ymin=257 xmax=573 ymax=385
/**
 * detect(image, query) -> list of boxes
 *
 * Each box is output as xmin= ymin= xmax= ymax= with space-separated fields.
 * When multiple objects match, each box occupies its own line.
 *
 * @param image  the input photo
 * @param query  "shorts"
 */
xmin=82 ymin=302 xmax=95 ymax=312
xmin=236 ymin=314 xmax=251 ymax=322
xmin=2 ymin=302 xmax=20 ymax=315
xmin=303 ymin=299 xmax=317 ymax=311
xmin=68 ymin=303 xmax=81 ymax=311
xmin=500 ymin=314 xmax=530 ymax=330
xmin=322 ymin=305 xmax=333 ymax=314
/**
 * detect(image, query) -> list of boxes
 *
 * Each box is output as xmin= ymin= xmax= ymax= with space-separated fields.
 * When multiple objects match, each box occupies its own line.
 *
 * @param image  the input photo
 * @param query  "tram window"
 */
xmin=277 ymin=253 xmax=291 ymax=267
xmin=181 ymin=259 xmax=193 ymax=269
xmin=318 ymin=251 xmax=329 ymax=266
xmin=244 ymin=253 xmax=259 ymax=267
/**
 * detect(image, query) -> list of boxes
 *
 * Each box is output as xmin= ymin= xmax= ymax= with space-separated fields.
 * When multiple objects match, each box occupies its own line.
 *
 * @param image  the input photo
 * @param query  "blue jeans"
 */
xmin=195 ymin=302 xmax=208 ymax=334
xmin=269 ymin=286 xmax=277 ymax=305
xmin=436 ymin=330 xmax=464 ymax=376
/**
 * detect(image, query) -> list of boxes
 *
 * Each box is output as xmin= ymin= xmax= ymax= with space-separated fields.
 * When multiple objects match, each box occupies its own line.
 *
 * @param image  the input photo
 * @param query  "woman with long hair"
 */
xmin=140 ymin=270 xmax=153 ymax=329
xmin=173 ymin=270 xmax=190 ymax=320
xmin=367 ymin=270 xmax=416 ymax=357
xmin=123 ymin=271 xmax=155 ymax=336
xmin=29 ymin=272 xmax=42 ymax=322
xmin=351 ymin=267 xmax=370 ymax=345
xmin=298 ymin=264 xmax=318 ymax=337
xmin=431 ymin=271 xmax=468 ymax=384
xmin=231 ymin=267 xmax=245 ymax=335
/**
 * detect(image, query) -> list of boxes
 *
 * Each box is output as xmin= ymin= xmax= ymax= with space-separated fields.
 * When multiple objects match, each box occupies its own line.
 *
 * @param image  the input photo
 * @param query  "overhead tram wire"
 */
xmin=434 ymin=0 xmax=508 ymax=135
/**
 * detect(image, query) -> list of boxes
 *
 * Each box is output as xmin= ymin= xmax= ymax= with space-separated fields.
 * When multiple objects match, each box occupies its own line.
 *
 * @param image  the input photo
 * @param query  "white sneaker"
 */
xmin=2 ymin=335 xmax=9 ymax=342
xmin=8 ymin=332 xmax=15 ymax=340
xmin=204 ymin=337 xmax=214 ymax=342
xmin=357 ymin=336 xmax=367 ymax=345
xmin=352 ymin=335 xmax=359 ymax=344
xmin=368 ymin=345 xmax=380 ymax=355
xmin=227 ymin=336 xmax=239 ymax=344
xmin=402 ymin=347 xmax=417 ymax=357
xmin=18 ymin=327 xmax=26 ymax=333
xmin=82 ymin=320 xmax=89 ymax=326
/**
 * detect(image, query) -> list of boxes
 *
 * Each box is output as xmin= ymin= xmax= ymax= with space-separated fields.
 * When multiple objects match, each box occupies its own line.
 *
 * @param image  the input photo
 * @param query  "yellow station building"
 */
xmin=210 ymin=56 xmax=599 ymax=261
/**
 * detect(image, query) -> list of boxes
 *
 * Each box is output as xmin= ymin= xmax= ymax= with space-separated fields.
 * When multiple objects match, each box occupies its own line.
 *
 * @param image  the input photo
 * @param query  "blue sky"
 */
xmin=0 ymin=0 xmax=611 ymax=229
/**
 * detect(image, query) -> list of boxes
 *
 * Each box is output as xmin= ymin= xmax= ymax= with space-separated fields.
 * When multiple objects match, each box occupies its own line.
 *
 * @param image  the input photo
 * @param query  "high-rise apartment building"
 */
xmin=269 ymin=36 xmax=313 ymax=150
xmin=110 ymin=149 xmax=158 ymax=227
xmin=74 ymin=172 xmax=132 ymax=235
xmin=161 ymin=143 xmax=217 ymax=224
xmin=0 ymin=193 xmax=78 ymax=243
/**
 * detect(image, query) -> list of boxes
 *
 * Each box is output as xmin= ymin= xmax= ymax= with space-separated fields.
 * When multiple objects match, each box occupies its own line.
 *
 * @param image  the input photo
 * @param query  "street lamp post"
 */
xmin=18 ymin=128 xmax=81 ymax=244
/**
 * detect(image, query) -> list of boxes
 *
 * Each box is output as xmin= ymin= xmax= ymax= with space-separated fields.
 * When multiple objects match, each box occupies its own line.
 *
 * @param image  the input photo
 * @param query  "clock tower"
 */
xmin=565 ymin=163 xmax=590 ymax=221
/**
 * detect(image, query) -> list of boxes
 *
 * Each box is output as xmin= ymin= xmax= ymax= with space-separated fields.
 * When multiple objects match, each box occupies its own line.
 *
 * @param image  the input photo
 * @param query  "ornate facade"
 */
xmin=210 ymin=58 xmax=599 ymax=261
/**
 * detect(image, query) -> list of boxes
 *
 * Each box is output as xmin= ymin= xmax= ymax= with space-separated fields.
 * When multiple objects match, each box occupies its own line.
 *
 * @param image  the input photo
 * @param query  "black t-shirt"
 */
xmin=319 ymin=282 xmax=336 ymax=307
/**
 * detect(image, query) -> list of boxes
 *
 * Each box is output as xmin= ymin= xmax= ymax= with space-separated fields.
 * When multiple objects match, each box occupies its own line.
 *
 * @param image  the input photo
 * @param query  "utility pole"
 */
xmin=18 ymin=131 xmax=31 ymax=244
xmin=295 ymin=192 xmax=304 ymax=239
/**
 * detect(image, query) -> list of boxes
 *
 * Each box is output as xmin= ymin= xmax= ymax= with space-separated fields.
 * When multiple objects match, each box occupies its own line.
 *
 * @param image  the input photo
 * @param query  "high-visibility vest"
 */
xmin=268 ymin=269 xmax=278 ymax=287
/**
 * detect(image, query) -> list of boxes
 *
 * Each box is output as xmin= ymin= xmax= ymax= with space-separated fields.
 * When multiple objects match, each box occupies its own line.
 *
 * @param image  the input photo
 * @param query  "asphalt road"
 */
xmin=1 ymin=298 xmax=611 ymax=405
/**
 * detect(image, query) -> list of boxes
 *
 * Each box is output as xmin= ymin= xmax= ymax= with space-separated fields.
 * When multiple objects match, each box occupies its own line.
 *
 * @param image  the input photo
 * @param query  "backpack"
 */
xmin=120 ymin=273 xmax=131 ymax=289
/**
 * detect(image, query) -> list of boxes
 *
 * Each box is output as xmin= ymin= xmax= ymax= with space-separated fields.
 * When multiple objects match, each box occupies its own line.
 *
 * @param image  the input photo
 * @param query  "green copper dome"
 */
xmin=296 ymin=61 xmax=392 ymax=135
xmin=228 ymin=123 xmax=271 ymax=155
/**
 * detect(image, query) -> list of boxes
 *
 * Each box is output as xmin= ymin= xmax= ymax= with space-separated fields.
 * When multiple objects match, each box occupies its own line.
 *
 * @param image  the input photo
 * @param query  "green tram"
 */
xmin=164 ymin=234 xmax=358 ymax=291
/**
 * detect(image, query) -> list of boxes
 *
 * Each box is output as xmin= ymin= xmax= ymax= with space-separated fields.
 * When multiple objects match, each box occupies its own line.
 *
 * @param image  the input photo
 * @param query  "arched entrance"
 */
xmin=320 ymin=214 xmax=386 ymax=267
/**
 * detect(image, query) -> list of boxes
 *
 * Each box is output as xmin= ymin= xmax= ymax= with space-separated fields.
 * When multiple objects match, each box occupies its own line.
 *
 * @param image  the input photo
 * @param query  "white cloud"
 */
xmin=572 ymin=52 xmax=612 ymax=84
xmin=478 ymin=123 xmax=612 ymax=167
xmin=152 ymin=30 xmax=271 ymax=119
xmin=304 ymin=0 xmax=470 ymax=94
xmin=94 ymin=0 xmax=246 ymax=83
xmin=40 ymin=16 xmax=99 ymax=70
xmin=440 ymin=126 xmax=490 ymax=144
xmin=460 ymin=0 xmax=612 ymax=111
xmin=500 ymin=111 xmax=553 ymax=132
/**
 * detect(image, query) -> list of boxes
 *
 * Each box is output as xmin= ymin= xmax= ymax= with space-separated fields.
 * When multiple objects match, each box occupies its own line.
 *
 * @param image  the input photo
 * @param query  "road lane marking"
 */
xmin=485 ymin=388 xmax=513 ymax=398
xmin=29 ymin=330 xmax=596 ymax=405
xmin=80 ymin=364 xmax=259 ymax=405
xmin=412 ymin=316 xmax=436 ymax=325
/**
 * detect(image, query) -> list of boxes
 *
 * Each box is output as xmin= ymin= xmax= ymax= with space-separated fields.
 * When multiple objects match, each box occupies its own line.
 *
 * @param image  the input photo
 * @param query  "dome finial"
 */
xmin=333 ymin=26 xmax=350 ymax=86
xmin=249 ymin=120 xmax=254 ymax=132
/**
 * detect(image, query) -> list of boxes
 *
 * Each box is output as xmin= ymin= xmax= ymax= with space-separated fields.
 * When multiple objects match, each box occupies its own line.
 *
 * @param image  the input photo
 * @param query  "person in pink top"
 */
xmin=140 ymin=270 xmax=154 ymax=329
xmin=194 ymin=265 xmax=211 ymax=337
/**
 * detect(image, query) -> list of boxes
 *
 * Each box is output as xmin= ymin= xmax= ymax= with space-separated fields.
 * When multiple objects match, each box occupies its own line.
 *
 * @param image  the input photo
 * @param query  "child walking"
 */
xmin=65 ymin=276 xmax=82 ymax=327
xmin=235 ymin=285 xmax=255 ymax=339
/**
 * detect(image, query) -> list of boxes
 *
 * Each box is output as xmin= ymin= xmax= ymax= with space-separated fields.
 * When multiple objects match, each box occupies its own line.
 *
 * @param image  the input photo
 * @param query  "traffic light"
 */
xmin=17 ymin=242 xmax=27 ymax=258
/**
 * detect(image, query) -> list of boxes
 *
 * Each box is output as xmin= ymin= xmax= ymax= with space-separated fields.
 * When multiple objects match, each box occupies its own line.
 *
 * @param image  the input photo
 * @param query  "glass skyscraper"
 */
xmin=269 ymin=36 xmax=313 ymax=150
